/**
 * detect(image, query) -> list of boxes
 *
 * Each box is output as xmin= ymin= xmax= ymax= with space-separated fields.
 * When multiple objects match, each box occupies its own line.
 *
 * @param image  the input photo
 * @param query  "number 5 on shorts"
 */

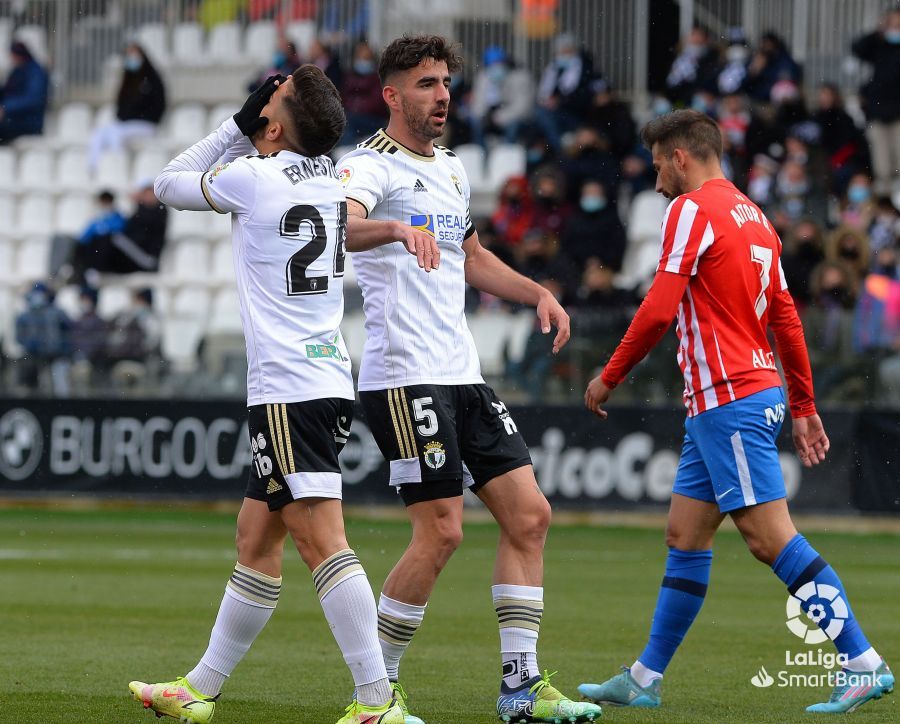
xmin=413 ymin=397 xmax=438 ymax=436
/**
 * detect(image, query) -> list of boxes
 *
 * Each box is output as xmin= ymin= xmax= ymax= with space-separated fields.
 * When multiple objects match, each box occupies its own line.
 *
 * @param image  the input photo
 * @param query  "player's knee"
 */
xmin=416 ymin=517 xmax=463 ymax=563
xmin=511 ymin=497 xmax=551 ymax=549
xmin=665 ymin=522 xmax=708 ymax=550
xmin=235 ymin=528 xmax=282 ymax=571
xmin=743 ymin=533 xmax=778 ymax=565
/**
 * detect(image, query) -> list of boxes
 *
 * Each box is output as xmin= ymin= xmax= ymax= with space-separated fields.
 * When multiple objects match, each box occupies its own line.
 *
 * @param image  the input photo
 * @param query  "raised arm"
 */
xmin=345 ymin=199 xmax=441 ymax=271
xmin=462 ymin=231 xmax=570 ymax=353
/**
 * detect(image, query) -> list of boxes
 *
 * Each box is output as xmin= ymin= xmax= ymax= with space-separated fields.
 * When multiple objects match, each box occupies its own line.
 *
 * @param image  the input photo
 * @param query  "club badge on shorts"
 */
xmin=423 ymin=440 xmax=446 ymax=470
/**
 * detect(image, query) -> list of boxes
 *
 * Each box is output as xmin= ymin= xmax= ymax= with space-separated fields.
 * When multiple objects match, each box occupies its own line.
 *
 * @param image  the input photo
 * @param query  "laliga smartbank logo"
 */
xmin=786 ymin=583 xmax=848 ymax=644
xmin=750 ymin=650 xmax=888 ymax=690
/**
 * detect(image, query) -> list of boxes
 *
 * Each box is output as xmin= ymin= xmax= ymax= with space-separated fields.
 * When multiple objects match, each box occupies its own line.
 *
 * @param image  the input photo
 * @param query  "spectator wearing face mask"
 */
xmin=561 ymin=180 xmax=626 ymax=270
xmin=813 ymin=83 xmax=872 ymax=195
xmin=839 ymin=173 xmax=877 ymax=231
xmin=717 ymin=28 xmax=750 ymax=95
xmin=69 ymin=286 xmax=109 ymax=390
xmin=744 ymin=32 xmax=802 ymax=103
xmin=869 ymin=196 xmax=900 ymax=252
xmin=559 ymin=125 xmax=619 ymax=204
xmin=827 ymin=225 xmax=871 ymax=281
xmin=583 ymin=77 xmax=635 ymax=160
xmin=340 ymin=40 xmax=387 ymax=144
xmin=665 ymin=25 xmax=720 ymax=106
xmin=535 ymin=33 xmax=595 ymax=150
xmin=469 ymin=46 xmax=534 ymax=148
xmin=529 ymin=171 xmax=572 ymax=240
xmin=852 ymin=7 xmax=900 ymax=194
xmin=87 ymin=43 xmax=165 ymax=172
xmin=781 ymin=219 xmax=826 ymax=306
xmin=804 ymin=260 xmax=858 ymax=398
xmin=0 ymin=40 xmax=49 ymax=144
xmin=746 ymin=154 xmax=779 ymax=207
xmin=492 ymin=176 xmax=534 ymax=247
xmin=772 ymin=159 xmax=814 ymax=224
xmin=14 ymin=282 xmax=72 ymax=395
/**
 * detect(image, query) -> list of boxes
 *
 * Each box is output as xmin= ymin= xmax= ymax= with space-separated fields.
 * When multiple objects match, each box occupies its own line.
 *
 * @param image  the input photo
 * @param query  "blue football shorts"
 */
xmin=673 ymin=386 xmax=787 ymax=513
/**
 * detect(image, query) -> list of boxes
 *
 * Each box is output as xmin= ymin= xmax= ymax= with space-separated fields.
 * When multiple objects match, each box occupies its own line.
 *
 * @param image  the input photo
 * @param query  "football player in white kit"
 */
xmin=128 ymin=68 xmax=407 ymax=724
xmin=338 ymin=36 xmax=601 ymax=723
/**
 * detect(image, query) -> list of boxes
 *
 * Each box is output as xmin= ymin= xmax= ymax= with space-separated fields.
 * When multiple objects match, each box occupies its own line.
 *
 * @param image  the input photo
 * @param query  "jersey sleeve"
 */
xmin=200 ymin=158 xmax=257 ymax=215
xmin=457 ymin=157 xmax=476 ymax=239
xmin=656 ymin=196 xmax=715 ymax=276
xmin=337 ymin=148 xmax=386 ymax=217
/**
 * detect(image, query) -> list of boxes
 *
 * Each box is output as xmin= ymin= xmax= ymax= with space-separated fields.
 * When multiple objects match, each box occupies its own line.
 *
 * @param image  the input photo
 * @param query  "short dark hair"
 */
xmin=378 ymin=34 xmax=463 ymax=85
xmin=640 ymin=109 xmax=723 ymax=161
xmin=283 ymin=64 xmax=346 ymax=157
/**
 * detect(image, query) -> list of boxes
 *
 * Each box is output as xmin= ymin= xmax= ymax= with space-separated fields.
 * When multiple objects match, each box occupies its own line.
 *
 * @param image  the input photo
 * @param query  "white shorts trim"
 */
xmin=284 ymin=471 xmax=342 ymax=500
xmin=387 ymin=459 xmax=476 ymax=488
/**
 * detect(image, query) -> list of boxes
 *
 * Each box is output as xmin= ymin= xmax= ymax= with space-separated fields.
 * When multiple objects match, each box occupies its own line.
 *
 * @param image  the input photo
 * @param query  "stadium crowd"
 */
xmin=2 ymin=6 xmax=900 ymax=407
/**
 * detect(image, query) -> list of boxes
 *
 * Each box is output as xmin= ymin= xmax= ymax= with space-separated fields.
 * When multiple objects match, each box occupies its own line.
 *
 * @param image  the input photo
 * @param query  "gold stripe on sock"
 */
xmin=312 ymin=549 xmax=364 ymax=600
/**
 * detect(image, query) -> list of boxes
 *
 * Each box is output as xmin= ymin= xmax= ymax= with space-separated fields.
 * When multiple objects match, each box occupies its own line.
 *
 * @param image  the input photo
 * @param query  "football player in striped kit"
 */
xmin=580 ymin=110 xmax=892 ymax=714
xmin=338 ymin=35 xmax=600 ymax=724
xmin=127 ymin=68 xmax=408 ymax=724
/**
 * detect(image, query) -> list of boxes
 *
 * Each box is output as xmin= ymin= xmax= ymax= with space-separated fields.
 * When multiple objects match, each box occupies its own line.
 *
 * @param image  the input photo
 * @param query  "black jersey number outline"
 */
xmin=281 ymin=202 xmax=347 ymax=295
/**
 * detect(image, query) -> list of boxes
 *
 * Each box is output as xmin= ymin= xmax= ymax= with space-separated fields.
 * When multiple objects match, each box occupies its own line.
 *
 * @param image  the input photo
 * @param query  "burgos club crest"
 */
xmin=451 ymin=173 xmax=463 ymax=196
xmin=423 ymin=441 xmax=446 ymax=470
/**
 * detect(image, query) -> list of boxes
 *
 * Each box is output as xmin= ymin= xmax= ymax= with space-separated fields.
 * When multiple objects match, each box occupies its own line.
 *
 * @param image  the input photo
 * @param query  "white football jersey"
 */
xmin=338 ymin=130 xmax=483 ymax=391
xmin=201 ymin=151 xmax=354 ymax=405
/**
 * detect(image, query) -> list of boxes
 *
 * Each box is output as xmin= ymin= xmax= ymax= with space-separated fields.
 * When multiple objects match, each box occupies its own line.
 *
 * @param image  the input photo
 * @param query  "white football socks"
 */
xmin=186 ymin=563 xmax=281 ymax=696
xmin=493 ymin=584 xmax=543 ymax=690
xmin=313 ymin=549 xmax=392 ymax=706
xmin=377 ymin=594 xmax=426 ymax=681
xmin=631 ymin=660 xmax=663 ymax=688
xmin=846 ymin=647 xmax=883 ymax=672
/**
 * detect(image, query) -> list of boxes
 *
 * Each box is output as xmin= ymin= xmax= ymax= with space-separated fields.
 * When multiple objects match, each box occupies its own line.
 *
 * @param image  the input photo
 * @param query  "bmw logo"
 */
xmin=0 ymin=408 xmax=43 ymax=481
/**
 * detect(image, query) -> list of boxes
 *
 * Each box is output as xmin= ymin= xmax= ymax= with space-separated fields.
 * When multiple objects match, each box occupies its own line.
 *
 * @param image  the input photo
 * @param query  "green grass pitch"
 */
xmin=0 ymin=507 xmax=897 ymax=723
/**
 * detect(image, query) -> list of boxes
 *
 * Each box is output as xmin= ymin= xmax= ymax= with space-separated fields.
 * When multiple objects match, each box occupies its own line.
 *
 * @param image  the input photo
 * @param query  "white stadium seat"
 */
xmin=171 ymin=287 xmax=211 ymax=318
xmin=15 ymin=197 xmax=55 ymax=237
xmin=97 ymin=285 xmax=132 ymax=318
xmin=14 ymin=238 xmax=51 ymax=281
xmin=207 ymin=211 xmax=232 ymax=242
xmin=485 ymin=144 xmax=526 ymax=193
xmin=54 ymin=284 xmax=82 ymax=319
xmin=208 ymin=103 xmax=241 ymax=128
xmin=161 ymin=317 xmax=205 ymax=370
xmin=0 ymin=237 xmax=14 ymax=283
xmin=168 ymin=209 xmax=210 ymax=241
xmin=207 ymin=23 xmax=243 ymax=63
xmin=453 ymin=144 xmax=486 ymax=192
xmin=467 ymin=311 xmax=514 ymax=376
xmin=285 ymin=21 xmax=316 ymax=56
xmin=172 ymin=23 xmax=205 ymax=65
xmin=135 ymin=23 xmax=170 ymax=67
xmin=169 ymin=239 xmax=209 ymax=280
xmin=244 ymin=21 xmax=277 ymax=64
xmin=208 ymin=287 xmax=242 ymax=333
xmin=166 ymin=104 xmax=210 ymax=146
xmin=94 ymin=151 xmax=131 ymax=193
xmin=626 ymin=189 xmax=667 ymax=244
xmin=93 ymin=104 xmax=115 ymax=130
xmin=55 ymin=194 xmax=94 ymax=236
xmin=0 ymin=194 xmax=14 ymax=236
xmin=132 ymin=149 xmax=170 ymax=187
xmin=210 ymin=242 xmax=235 ymax=283
xmin=57 ymin=147 xmax=92 ymax=191
xmin=55 ymin=103 xmax=94 ymax=146
xmin=0 ymin=19 xmax=12 ymax=74
xmin=0 ymin=148 xmax=16 ymax=191
xmin=18 ymin=148 xmax=54 ymax=192
xmin=340 ymin=312 xmax=366 ymax=364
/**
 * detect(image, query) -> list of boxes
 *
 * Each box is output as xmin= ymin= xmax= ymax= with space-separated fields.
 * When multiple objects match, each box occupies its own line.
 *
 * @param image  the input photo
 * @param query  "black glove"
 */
xmin=233 ymin=74 xmax=286 ymax=137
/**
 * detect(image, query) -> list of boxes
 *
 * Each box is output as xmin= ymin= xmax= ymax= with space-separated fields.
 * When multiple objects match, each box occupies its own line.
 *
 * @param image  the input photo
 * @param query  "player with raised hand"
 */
xmin=579 ymin=110 xmax=892 ymax=714
xmin=337 ymin=35 xmax=599 ymax=724
xmin=128 ymin=68 xmax=404 ymax=724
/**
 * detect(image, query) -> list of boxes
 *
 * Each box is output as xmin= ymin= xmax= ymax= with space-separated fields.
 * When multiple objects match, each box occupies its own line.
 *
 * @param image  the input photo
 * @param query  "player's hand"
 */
xmin=584 ymin=374 xmax=611 ymax=420
xmin=791 ymin=414 xmax=830 ymax=468
xmin=536 ymin=291 xmax=570 ymax=354
xmin=233 ymin=74 xmax=285 ymax=137
xmin=393 ymin=223 xmax=440 ymax=272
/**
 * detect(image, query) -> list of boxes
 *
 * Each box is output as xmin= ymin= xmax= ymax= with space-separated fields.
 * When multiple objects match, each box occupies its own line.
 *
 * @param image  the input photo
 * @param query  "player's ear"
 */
xmin=382 ymin=84 xmax=400 ymax=112
xmin=265 ymin=120 xmax=283 ymax=143
xmin=672 ymin=148 xmax=687 ymax=172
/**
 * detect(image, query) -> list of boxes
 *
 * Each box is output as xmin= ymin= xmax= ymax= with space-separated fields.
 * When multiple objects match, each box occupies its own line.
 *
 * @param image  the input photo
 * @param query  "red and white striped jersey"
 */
xmin=658 ymin=178 xmax=786 ymax=416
